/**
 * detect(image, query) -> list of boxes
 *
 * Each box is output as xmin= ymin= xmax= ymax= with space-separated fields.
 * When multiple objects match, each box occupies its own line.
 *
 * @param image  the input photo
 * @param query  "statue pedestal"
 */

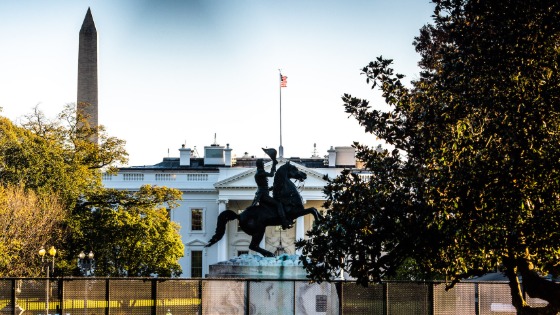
xmin=208 ymin=254 xmax=308 ymax=279
xmin=204 ymin=254 xmax=340 ymax=314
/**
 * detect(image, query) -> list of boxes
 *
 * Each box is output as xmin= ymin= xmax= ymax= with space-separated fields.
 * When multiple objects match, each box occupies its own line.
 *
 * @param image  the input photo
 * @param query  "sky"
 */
xmin=0 ymin=0 xmax=434 ymax=166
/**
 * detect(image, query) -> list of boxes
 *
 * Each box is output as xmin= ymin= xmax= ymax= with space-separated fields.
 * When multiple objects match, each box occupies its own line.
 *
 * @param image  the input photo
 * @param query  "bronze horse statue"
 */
xmin=205 ymin=162 xmax=322 ymax=257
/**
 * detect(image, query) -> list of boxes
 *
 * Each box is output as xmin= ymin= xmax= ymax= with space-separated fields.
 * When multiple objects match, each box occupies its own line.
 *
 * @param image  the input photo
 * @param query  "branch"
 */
xmin=517 ymin=258 xmax=560 ymax=312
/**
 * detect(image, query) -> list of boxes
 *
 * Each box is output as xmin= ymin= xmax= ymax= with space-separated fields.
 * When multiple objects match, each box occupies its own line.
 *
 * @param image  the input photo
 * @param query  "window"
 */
xmin=186 ymin=174 xmax=208 ymax=181
xmin=155 ymin=173 xmax=176 ymax=181
xmin=191 ymin=250 xmax=203 ymax=278
xmin=123 ymin=173 xmax=144 ymax=181
xmin=237 ymin=250 xmax=249 ymax=257
xmin=191 ymin=209 xmax=203 ymax=231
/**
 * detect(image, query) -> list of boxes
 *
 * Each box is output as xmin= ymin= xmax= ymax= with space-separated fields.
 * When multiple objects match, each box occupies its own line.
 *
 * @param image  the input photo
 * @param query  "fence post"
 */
xmin=293 ymin=281 xmax=297 ymax=315
xmin=336 ymin=281 xmax=343 ymax=315
xmin=428 ymin=282 xmax=434 ymax=315
xmin=105 ymin=279 xmax=110 ymax=315
xmin=151 ymin=279 xmax=158 ymax=315
xmin=198 ymin=279 xmax=203 ymax=314
xmin=383 ymin=282 xmax=388 ymax=315
xmin=11 ymin=279 xmax=16 ymax=315
xmin=245 ymin=280 xmax=250 ymax=315
xmin=59 ymin=278 xmax=64 ymax=315
xmin=475 ymin=283 xmax=480 ymax=315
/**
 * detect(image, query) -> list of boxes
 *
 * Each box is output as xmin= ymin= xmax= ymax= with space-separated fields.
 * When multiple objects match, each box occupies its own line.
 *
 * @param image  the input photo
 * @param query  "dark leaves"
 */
xmin=298 ymin=0 xmax=560 ymax=309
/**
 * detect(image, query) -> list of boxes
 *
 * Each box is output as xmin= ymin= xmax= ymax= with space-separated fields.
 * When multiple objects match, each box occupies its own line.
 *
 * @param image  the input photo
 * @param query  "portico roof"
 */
xmin=214 ymin=159 xmax=328 ymax=191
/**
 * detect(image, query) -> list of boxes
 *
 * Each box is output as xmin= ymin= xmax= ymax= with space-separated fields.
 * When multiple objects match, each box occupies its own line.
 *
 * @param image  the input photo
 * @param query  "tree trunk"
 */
xmin=504 ymin=257 xmax=560 ymax=314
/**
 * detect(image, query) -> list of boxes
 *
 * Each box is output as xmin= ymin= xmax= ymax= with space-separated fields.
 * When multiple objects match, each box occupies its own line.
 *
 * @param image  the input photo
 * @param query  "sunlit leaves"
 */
xmin=0 ymin=105 xmax=174 ymax=277
xmin=0 ymin=184 xmax=64 ymax=277
xmin=70 ymin=185 xmax=184 ymax=277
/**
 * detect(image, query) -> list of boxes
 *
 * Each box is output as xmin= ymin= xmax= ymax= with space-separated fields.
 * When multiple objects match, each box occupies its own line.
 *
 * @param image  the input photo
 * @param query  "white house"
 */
xmin=102 ymin=143 xmax=360 ymax=277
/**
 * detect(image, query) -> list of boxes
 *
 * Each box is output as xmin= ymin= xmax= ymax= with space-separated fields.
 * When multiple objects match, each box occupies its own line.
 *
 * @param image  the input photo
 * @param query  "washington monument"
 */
xmin=77 ymin=8 xmax=98 ymax=132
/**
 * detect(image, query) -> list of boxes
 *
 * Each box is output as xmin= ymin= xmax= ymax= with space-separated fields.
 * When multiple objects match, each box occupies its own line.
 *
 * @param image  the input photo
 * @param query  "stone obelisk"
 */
xmin=77 ymin=7 xmax=98 ymax=134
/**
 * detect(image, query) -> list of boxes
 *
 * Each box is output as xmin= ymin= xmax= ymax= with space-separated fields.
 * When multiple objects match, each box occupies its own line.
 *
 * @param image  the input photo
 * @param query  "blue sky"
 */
xmin=0 ymin=1 xmax=434 ymax=166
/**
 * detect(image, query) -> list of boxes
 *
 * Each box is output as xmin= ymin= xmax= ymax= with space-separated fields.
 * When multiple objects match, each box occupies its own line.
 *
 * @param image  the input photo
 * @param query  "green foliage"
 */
xmin=298 ymin=0 xmax=560 ymax=312
xmin=0 ymin=104 xmax=128 ymax=208
xmin=69 ymin=185 xmax=184 ymax=277
xmin=0 ymin=105 xmax=183 ymax=278
xmin=0 ymin=115 xmax=75 ymax=201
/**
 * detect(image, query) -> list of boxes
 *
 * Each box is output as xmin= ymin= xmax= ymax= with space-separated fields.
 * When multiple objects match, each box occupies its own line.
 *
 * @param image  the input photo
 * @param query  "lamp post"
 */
xmin=77 ymin=251 xmax=95 ymax=312
xmin=77 ymin=251 xmax=95 ymax=276
xmin=38 ymin=246 xmax=56 ymax=315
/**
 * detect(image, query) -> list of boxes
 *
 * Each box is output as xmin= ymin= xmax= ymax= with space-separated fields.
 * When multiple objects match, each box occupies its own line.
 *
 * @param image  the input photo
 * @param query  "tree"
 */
xmin=0 ymin=105 xmax=129 ymax=274
xmin=297 ymin=0 xmax=560 ymax=313
xmin=69 ymin=185 xmax=184 ymax=277
xmin=0 ymin=106 xmax=184 ymax=277
xmin=0 ymin=184 xmax=65 ymax=277
xmin=0 ymin=104 xmax=128 ymax=208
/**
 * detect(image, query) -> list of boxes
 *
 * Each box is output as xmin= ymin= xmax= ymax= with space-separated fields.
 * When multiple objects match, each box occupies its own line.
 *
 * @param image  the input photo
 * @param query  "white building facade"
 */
xmin=103 ymin=143 xmax=358 ymax=277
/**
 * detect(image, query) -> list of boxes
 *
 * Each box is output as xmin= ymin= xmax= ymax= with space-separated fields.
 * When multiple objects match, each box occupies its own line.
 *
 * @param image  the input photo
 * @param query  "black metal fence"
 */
xmin=0 ymin=278 xmax=549 ymax=315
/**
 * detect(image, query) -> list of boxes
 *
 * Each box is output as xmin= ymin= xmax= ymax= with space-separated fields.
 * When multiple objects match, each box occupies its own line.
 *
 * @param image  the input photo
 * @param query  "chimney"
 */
xmin=328 ymin=146 xmax=336 ymax=167
xmin=224 ymin=143 xmax=233 ymax=167
xmin=335 ymin=146 xmax=356 ymax=167
xmin=179 ymin=144 xmax=191 ymax=166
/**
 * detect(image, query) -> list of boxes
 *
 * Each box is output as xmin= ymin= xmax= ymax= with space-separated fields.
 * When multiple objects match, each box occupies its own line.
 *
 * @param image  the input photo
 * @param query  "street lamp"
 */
xmin=77 ymin=251 xmax=95 ymax=276
xmin=77 ymin=251 xmax=95 ymax=312
xmin=38 ymin=246 xmax=56 ymax=315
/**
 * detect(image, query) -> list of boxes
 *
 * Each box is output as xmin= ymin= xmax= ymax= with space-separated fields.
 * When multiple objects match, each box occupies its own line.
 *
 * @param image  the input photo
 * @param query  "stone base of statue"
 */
xmin=208 ymin=254 xmax=308 ymax=279
xmin=204 ymin=254 xmax=340 ymax=315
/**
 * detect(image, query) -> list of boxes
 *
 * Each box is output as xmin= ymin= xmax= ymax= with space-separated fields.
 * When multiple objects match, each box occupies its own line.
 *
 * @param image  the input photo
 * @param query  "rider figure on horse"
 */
xmin=251 ymin=148 xmax=290 ymax=230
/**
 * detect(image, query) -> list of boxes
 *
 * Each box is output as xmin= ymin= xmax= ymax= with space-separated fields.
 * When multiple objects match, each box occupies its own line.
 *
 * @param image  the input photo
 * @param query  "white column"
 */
xmin=217 ymin=199 xmax=229 ymax=261
xmin=295 ymin=199 xmax=306 ymax=255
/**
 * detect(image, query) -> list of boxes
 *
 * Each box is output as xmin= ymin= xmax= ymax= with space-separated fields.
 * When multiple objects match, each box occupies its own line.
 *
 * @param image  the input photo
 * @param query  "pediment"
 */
xmin=214 ymin=159 xmax=328 ymax=190
xmin=186 ymin=238 xmax=208 ymax=246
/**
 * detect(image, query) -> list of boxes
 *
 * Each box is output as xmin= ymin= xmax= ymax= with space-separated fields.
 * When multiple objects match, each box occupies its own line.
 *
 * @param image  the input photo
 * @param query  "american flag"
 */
xmin=280 ymin=75 xmax=287 ymax=88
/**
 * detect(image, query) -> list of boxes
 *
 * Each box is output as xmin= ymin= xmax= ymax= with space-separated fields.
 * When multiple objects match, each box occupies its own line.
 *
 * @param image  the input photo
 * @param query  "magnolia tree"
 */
xmin=297 ymin=1 xmax=560 ymax=313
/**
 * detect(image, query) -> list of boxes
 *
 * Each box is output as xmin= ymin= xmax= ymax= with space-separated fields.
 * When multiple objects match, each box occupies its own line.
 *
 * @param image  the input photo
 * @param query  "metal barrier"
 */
xmin=0 ymin=278 xmax=548 ymax=314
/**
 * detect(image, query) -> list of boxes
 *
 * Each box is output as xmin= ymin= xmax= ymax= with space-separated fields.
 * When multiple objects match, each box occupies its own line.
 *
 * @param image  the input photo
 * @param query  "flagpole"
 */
xmin=278 ymin=70 xmax=284 ymax=158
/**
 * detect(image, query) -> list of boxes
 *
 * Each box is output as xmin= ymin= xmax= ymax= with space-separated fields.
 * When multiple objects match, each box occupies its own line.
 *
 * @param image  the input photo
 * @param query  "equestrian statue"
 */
xmin=205 ymin=148 xmax=322 ymax=257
